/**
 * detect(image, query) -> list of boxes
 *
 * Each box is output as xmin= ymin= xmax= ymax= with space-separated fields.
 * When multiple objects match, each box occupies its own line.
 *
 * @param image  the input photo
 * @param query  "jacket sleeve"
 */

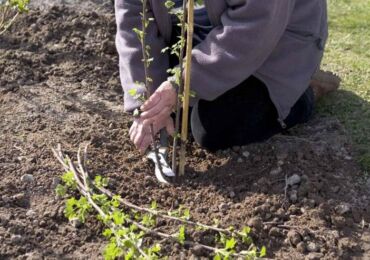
xmin=115 ymin=0 xmax=169 ymax=112
xmin=190 ymin=0 xmax=295 ymax=101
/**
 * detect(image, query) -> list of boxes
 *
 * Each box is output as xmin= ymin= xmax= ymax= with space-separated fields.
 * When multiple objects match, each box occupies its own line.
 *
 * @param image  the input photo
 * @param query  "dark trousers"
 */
xmin=169 ymin=27 xmax=314 ymax=151
xmin=190 ymin=76 xmax=314 ymax=151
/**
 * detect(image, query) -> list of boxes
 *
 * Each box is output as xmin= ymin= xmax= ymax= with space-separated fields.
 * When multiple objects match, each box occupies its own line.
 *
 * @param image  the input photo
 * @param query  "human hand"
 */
xmin=129 ymin=81 xmax=177 ymax=153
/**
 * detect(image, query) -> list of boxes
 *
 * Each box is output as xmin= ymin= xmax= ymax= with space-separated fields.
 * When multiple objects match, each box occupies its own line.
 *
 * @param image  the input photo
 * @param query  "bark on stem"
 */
xmin=179 ymin=0 xmax=194 ymax=175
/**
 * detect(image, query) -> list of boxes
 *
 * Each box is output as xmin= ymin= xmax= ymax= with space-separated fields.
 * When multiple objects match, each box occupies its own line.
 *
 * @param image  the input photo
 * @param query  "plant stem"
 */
xmin=172 ymin=0 xmax=188 ymax=174
xmin=179 ymin=0 xmax=194 ymax=175
xmin=52 ymin=145 xmax=245 ymax=237
xmin=140 ymin=0 xmax=165 ymax=177
xmin=52 ymin=145 xmax=264 ymax=259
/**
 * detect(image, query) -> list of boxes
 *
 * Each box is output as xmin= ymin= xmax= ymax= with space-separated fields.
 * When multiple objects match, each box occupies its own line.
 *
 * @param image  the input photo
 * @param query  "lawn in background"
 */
xmin=318 ymin=0 xmax=370 ymax=172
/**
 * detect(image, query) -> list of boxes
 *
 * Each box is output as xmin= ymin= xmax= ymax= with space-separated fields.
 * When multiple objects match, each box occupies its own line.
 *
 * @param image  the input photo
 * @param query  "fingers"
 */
xmin=141 ymin=91 xmax=161 ymax=111
xmin=140 ymin=102 xmax=164 ymax=119
xmin=138 ymin=134 xmax=152 ymax=154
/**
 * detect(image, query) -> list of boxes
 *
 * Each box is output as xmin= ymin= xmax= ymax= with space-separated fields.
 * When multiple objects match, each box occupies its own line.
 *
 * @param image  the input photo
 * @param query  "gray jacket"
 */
xmin=115 ymin=0 xmax=328 ymax=122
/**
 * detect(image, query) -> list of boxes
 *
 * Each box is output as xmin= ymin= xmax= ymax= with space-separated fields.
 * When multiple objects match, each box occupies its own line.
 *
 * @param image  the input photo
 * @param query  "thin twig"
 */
xmin=52 ymin=145 xmax=266 ymax=258
xmin=53 ymin=145 xmax=262 ymax=257
xmin=172 ymin=0 xmax=188 ymax=174
xmin=179 ymin=0 xmax=194 ymax=175
xmin=140 ymin=0 xmax=165 ymax=178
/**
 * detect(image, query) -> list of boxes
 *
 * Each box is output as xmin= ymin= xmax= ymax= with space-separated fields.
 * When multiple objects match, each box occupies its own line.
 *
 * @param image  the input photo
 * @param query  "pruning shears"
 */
xmin=147 ymin=129 xmax=175 ymax=184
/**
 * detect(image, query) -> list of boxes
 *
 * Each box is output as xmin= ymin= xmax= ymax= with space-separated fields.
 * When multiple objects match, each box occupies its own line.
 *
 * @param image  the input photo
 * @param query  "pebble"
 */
xmin=21 ymin=174 xmax=34 ymax=183
xmin=229 ymin=191 xmax=236 ymax=198
xmin=218 ymin=203 xmax=229 ymax=212
xmin=366 ymin=178 xmax=370 ymax=189
xmin=30 ymin=23 xmax=38 ymax=32
xmin=306 ymin=253 xmax=324 ymax=260
xmin=335 ymin=203 xmax=351 ymax=215
xmin=287 ymin=230 xmax=302 ymax=246
xmin=11 ymin=234 xmax=23 ymax=244
xmin=232 ymin=146 xmax=241 ymax=152
xmin=287 ymin=174 xmax=301 ymax=186
xmin=247 ymin=217 xmax=263 ymax=230
xmin=51 ymin=177 xmax=60 ymax=189
xmin=25 ymin=251 xmax=43 ymax=260
xmin=242 ymin=151 xmax=250 ymax=158
xmin=331 ymin=215 xmax=346 ymax=228
xmin=270 ymin=166 xmax=282 ymax=175
xmin=237 ymin=158 xmax=243 ymax=163
xmin=70 ymin=218 xmax=82 ymax=228
xmin=296 ymin=241 xmax=306 ymax=253
xmin=290 ymin=190 xmax=298 ymax=203
xmin=12 ymin=193 xmax=28 ymax=207
xmin=26 ymin=210 xmax=36 ymax=218
xmin=191 ymin=245 xmax=204 ymax=256
xmin=269 ymin=227 xmax=284 ymax=237
xmin=306 ymin=242 xmax=319 ymax=252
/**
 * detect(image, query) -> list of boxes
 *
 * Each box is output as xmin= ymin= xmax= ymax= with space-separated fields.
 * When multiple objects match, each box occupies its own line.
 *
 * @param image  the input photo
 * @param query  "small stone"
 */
xmin=232 ymin=146 xmax=241 ymax=152
xmin=270 ymin=166 xmax=282 ymax=175
xmin=11 ymin=234 xmax=23 ymax=244
xmin=331 ymin=215 xmax=346 ymax=228
xmin=12 ymin=193 xmax=28 ymax=207
xmin=335 ymin=203 xmax=351 ymax=215
xmin=191 ymin=245 xmax=204 ymax=256
xmin=218 ymin=203 xmax=229 ymax=212
xmin=242 ymin=151 xmax=250 ymax=158
xmin=237 ymin=158 xmax=243 ymax=163
xmin=51 ymin=177 xmax=60 ymax=189
xmin=366 ymin=178 xmax=370 ymax=189
xmin=30 ymin=23 xmax=38 ymax=32
xmin=296 ymin=242 xmax=306 ymax=253
xmin=306 ymin=253 xmax=324 ymax=260
xmin=331 ymin=186 xmax=340 ymax=193
xmin=69 ymin=218 xmax=82 ymax=228
xmin=290 ymin=190 xmax=298 ymax=203
xmin=26 ymin=210 xmax=36 ymax=218
xmin=21 ymin=174 xmax=34 ymax=183
xmin=306 ymin=242 xmax=319 ymax=252
xmin=287 ymin=230 xmax=302 ymax=246
xmin=269 ymin=227 xmax=284 ymax=237
xmin=25 ymin=251 xmax=43 ymax=260
xmin=277 ymin=160 xmax=284 ymax=166
xmin=229 ymin=191 xmax=236 ymax=198
xmin=247 ymin=217 xmax=263 ymax=230
xmin=287 ymin=174 xmax=301 ymax=186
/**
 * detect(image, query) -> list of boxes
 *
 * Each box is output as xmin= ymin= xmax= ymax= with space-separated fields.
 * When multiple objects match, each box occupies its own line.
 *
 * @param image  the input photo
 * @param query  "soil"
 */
xmin=1 ymin=5 xmax=370 ymax=260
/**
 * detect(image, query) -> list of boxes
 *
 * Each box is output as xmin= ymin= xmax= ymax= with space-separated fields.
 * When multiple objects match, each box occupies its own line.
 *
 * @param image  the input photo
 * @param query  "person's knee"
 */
xmin=190 ymin=103 xmax=225 ymax=151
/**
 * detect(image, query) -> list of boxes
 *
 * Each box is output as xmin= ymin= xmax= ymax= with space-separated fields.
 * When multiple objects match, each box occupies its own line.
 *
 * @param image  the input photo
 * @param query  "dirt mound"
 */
xmin=1 ymin=6 xmax=369 ymax=259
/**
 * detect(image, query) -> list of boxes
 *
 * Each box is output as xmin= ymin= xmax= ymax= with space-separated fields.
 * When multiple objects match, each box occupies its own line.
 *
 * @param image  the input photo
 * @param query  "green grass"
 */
xmin=318 ymin=0 xmax=370 ymax=171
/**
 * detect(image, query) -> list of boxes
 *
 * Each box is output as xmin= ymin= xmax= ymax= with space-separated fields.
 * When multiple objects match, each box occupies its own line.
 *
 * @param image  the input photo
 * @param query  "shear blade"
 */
xmin=147 ymin=148 xmax=175 ymax=184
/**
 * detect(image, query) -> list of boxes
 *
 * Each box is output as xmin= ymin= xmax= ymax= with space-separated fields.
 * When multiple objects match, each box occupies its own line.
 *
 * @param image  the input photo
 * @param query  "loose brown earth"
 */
xmin=1 ymin=6 xmax=370 ymax=260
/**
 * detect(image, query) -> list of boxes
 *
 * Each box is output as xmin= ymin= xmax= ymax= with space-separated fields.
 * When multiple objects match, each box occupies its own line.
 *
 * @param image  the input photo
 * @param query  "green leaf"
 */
xmin=102 ymin=228 xmax=113 ymax=238
xmin=94 ymin=175 xmax=109 ymax=188
xmin=225 ymin=237 xmax=237 ymax=250
xmin=259 ymin=246 xmax=267 ymax=257
xmin=55 ymin=184 xmax=67 ymax=197
xmin=164 ymin=0 xmax=175 ymax=9
xmin=103 ymin=241 xmax=124 ymax=260
xmin=181 ymin=208 xmax=191 ymax=220
xmin=61 ymin=171 xmax=77 ymax=189
xmin=177 ymin=226 xmax=186 ymax=245
xmin=150 ymin=200 xmax=157 ymax=210
xmin=128 ymin=88 xmax=138 ymax=97
xmin=112 ymin=210 xmax=126 ymax=225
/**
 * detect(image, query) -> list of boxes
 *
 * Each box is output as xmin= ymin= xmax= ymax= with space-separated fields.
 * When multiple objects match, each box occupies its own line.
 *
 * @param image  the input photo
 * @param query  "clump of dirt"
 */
xmin=1 ymin=5 xmax=369 ymax=260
